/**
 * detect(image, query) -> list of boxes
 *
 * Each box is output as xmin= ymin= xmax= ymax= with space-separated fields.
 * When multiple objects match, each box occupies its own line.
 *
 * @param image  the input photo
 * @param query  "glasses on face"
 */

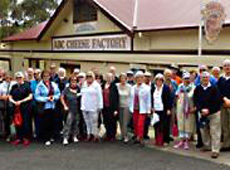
xmin=86 ymin=75 xmax=93 ymax=78
xmin=200 ymin=69 xmax=207 ymax=72
xmin=16 ymin=77 xmax=22 ymax=79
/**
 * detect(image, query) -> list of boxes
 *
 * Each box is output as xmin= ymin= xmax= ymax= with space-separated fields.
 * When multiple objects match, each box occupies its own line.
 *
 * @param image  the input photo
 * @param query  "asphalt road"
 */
xmin=0 ymin=141 xmax=229 ymax=170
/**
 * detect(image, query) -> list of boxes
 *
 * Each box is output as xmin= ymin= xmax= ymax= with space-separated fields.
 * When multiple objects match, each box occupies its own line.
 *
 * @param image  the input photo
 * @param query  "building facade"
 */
xmin=0 ymin=0 xmax=230 ymax=74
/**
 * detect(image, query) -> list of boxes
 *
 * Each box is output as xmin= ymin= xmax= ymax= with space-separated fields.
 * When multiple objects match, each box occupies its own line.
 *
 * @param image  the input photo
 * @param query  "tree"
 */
xmin=0 ymin=0 xmax=59 ymax=40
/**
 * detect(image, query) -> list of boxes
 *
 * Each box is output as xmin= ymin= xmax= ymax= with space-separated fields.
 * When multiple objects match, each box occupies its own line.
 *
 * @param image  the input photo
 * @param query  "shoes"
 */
xmin=124 ymin=137 xmax=129 ymax=144
xmin=220 ymin=147 xmax=230 ymax=152
xmin=144 ymin=136 xmax=150 ymax=140
xmin=73 ymin=136 xmax=79 ymax=143
xmin=133 ymin=139 xmax=141 ymax=144
xmin=173 ymin=141 xmax=184 ymax=149
xmin=11 ymin=139 xmax=21 ymax=146
xmin=63 ymin=138 xmax=68 ymax=145
xmin=45 ymin=141 xmax=51 ymax=146
xmin=163 ymin=143 xmax=169 ymax=147
xmin=196 ymin=143 xmax=204 ymax=148
xmin=183 ymin=141 xmax=189 ymax=150
xmin=23 ymin=139 xmax=30 ymax=147
xmin=93 ymin=137 xmax=99 ymax=142
xmin=211 ymin=152 xmax=219 ymax=159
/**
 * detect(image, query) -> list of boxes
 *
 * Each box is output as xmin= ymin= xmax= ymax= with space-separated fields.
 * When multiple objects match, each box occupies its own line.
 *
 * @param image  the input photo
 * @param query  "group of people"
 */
xmin=0 ymin=60 xmax=230 ymax=159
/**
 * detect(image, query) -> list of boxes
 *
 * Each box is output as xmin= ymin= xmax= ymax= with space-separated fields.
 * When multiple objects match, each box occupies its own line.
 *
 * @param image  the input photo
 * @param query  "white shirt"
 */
xmin=0 ymin=81 xmax=16 ymax=96
xmin=201 ymin=82 xmax=211 ymax=91
xmin=153 ymin=85 xmax=164 ymax=111
xmin=81 ymin=81 xmax=103 ymax=112
xmin=129 ymin=83 xmax=151 ymax=114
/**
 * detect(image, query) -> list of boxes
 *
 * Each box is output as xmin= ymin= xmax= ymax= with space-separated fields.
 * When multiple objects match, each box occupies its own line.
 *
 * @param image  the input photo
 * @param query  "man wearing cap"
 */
xmin=127 ymin=71 xmax=135 ymax=85
xmin=217 ymin=59 xmax=230 ymax=151
xmin=73 ymin=68 xmax=80 ymax=78
xmin=193 ymin=71 xmax=222 ymax=159
xmin=194 ymin=65 xmax=217 ymax=86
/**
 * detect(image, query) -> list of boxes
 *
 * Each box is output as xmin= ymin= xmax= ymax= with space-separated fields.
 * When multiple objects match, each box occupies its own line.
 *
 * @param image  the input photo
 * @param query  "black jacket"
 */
xmin=101 ymin=82 xmax=119 ymax=112
xmin=193 ymin=84 xmax=221 ymax=115
xmin=151 ymin=84 xmax=172 ymax=111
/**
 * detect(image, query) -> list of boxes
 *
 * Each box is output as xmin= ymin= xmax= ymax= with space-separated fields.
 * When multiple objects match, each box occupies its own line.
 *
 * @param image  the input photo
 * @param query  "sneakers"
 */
xmin=183 ymin=141 xmax=189 ymax=150
xmin=63 ymin=138 xmax=69 ymax=145
xmin=11 ymin=139 xmax=21 ymax=146
xmin=211 ymin=152 xmax=219 ymax=159
xmin=124 ymin=137 xmax=129 ymax=144
xmin=23 ymin=139 xmax=30 ymax=147
xmin=45 ymin=141 xmax=51 ymax=146
xmin=173 ymin=141 xmax=184 ymax=149
xmin=73 ymin=136 xmax=79 ymax=143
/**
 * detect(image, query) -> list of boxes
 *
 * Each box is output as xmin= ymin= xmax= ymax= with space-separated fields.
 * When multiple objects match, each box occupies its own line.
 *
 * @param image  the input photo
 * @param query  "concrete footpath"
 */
xmin=145 ymin=140 xmax=230 ymax=167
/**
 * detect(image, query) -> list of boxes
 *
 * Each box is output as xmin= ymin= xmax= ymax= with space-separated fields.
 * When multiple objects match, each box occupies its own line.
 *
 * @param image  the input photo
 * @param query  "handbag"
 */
xmin=150 ymin=113 xmax=160 ymax=126
xmin=98 ymin=111 xmax=106 ymax=138
xmin=13 ymin=106 xmax=23 ymax=127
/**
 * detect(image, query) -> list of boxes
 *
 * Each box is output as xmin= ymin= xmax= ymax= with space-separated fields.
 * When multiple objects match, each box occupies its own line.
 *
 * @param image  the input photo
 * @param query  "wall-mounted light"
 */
xmin=138 ymin=32 xmax=142 ymax=38
xmin=0 ymin=43 xmax=6 ymax=49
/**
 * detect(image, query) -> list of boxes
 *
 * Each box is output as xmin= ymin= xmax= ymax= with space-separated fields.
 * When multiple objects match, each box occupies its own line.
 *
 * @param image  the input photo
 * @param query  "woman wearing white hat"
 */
xmin=174 ymin=72 xmax=196 ymax=150
xmin=151 ymin=73 xmax=172 ymax=146
xmin=129 ymin=71 xmax=151 ymax=145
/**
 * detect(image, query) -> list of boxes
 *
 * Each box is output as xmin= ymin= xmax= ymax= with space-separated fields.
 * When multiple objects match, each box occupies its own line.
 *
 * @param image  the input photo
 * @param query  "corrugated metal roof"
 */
xmin=3 ymin=0 xmax=230 ymax=42
xmin=3 ymin=21 xmax=48 ymax=42
xmin=96 ymin=0 xmax=230 ymax=31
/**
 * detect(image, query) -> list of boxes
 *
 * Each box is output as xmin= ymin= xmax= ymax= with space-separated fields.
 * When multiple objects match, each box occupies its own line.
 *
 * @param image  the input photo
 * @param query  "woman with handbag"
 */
xmin=9 ymin=72 xmax=33 ymax=146
xmin=34 ymin=70 xmax=60 ymax=146
xmin=81 ymin=71 xmax=103 ymax=142
xmin=173 ymin=72 xmax=196 ymax=150
xmin=151 ymin=73 xmax=172 ymax=147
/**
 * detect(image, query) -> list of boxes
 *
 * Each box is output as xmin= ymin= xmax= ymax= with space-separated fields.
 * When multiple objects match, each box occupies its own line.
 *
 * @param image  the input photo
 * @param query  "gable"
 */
xmin=43 ymin=0 xmax=123 ymax=40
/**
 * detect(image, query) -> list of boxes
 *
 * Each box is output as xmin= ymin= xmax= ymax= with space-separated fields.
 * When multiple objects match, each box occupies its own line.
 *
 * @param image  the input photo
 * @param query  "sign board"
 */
xmin=52 ymin=34 xmax=131 ymax=51
xmin=202 ymin=1 xmax=226 ymax=44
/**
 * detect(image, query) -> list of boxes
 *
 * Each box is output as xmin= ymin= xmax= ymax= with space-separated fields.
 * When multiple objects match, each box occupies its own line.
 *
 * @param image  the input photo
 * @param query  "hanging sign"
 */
xmin=202 ymin=1 xmax=226 ymax=44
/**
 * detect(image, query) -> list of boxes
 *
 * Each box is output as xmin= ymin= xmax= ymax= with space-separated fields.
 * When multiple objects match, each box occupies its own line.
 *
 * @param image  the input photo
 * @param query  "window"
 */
xmin=73 ymin=0 xmax=97 ymax=23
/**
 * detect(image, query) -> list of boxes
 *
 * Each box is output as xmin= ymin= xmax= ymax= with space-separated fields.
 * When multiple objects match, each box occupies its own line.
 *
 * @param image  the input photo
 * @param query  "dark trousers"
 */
xmin=31 ymin=100 xmax=41 ymax=138
xmin=40 ymin=109 xmax=55 ymax=142
xmin=4 ymin=106 xmax=13 ymax=137
xmin=154 ymin=111 xmax=170 ymax=145
xmin=195 ymin=110 xmax=203 ymax=147
xmin=54 ymin=101 xmax=63 ymax=139
xmin=78 ymin=110 xmax=87 ymax=139
xmin=103 ymin=107 xmax=117 ymax=139
xmin=15 ymin=107 xmax=32 ymax=140
xmin=144 ymin=116 xmax=151 ymax=138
